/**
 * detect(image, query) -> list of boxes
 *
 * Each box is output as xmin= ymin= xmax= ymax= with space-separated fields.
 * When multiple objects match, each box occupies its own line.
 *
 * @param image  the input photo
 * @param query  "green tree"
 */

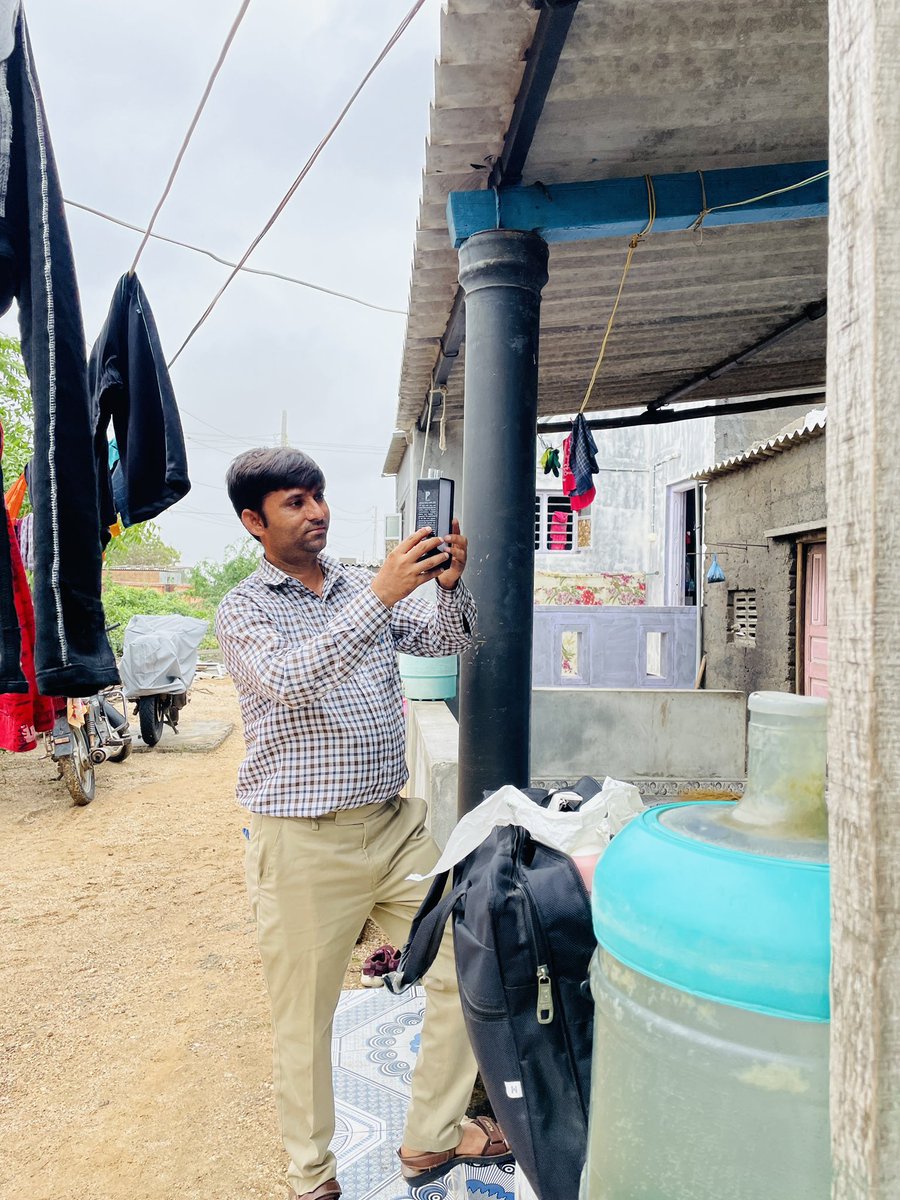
xmin=0 ymin=333 xmax=33 ymax=486
xmin=104 ymin=521 xmax=181 ymax=568
xmin=190 ymin=539 xmax=261 ymax=607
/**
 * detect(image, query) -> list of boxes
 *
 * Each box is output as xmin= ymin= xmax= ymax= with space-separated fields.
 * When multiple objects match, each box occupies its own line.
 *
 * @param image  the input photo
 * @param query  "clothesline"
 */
xmin=129 ymin=0 xmax=253 ymax=275
xmin=65 ymin=199 xmax=406 ymax=317
xmin=167 ymin=0 xmax=429 ymax=367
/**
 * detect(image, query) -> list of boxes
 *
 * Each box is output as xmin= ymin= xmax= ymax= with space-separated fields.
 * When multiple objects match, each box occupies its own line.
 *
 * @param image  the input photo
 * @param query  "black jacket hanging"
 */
xmin=0 ymin=5 xmax=118 ymax=696
xmin=89 ymin=272 xmax=190 ymax=531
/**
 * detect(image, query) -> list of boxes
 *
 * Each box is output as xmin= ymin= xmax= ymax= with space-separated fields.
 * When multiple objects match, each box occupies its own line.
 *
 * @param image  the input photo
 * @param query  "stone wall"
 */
xmin=702 ymin=434 xmax=826 ymax=694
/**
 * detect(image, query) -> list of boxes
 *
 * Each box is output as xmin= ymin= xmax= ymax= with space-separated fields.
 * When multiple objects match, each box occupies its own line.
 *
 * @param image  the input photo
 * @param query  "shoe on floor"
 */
xmin=361 ymin=943 xmax=399 ymax=988
xmin=291 ymin=1181 xmax=341 ymax=1200
xmin=398 ymin=1115 xmax=513 ymax=1184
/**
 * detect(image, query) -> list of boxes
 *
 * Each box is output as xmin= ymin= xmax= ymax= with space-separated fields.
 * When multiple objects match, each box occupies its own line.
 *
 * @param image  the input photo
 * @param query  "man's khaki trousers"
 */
xmin=245 ymin=796 xmax=479 ymax=1196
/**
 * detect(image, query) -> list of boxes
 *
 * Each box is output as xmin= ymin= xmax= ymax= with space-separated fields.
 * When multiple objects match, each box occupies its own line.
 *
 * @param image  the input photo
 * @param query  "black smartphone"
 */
xmin=415 ymin=477 xmax=455 ymax=559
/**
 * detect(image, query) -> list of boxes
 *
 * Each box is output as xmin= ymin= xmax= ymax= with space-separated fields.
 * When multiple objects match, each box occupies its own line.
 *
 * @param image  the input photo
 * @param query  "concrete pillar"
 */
xmin=456 ymin=229 xmax=549 ymax=814
xmin=828 ymin=0 xmax=900 ymax=1192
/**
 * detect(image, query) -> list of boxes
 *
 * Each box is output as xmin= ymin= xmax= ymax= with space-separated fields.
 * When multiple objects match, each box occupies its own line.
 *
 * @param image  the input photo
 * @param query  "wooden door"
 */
xmin=803 ymin=542 xmax=828 ymax=697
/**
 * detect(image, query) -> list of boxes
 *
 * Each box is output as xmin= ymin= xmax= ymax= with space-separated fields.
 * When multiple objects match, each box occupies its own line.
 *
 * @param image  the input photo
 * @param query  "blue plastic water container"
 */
xmin=397 ymin=653 xmax=458 ymax=701
xmin=582 ymin=692 xmax=831 ymax=1200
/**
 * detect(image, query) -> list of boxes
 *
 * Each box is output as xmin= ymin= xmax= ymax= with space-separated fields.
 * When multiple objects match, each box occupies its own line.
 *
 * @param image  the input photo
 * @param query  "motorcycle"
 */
xmin=119 ymin=614 xmax=209 ymax=747
xmin=47 ymin=685 xmax=132 ymax=806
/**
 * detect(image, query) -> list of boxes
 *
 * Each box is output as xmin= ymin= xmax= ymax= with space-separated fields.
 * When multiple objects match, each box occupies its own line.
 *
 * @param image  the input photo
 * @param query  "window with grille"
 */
xmin=727 ymin=589 xmax=758 ymax=645
xmin=535 ymin=493 xmax=580 ymax=552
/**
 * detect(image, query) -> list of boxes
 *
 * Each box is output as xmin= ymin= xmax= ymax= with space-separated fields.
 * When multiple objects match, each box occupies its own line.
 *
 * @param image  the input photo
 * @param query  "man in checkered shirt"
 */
xmin=216 ymin=448 xmax=512 ymax=1200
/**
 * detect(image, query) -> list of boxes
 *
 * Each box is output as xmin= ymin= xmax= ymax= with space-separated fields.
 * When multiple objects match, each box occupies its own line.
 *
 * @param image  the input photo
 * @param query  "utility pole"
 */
xmin=280 ymin=410 xmax=289 ymax=447
xmin=372 ymin=505 xmax=379 ymax=563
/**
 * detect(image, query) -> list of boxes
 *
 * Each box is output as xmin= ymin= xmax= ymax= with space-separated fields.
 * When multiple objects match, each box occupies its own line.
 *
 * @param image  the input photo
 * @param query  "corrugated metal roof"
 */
xmin=390 ymin=0 xmax=828 ymax=439
xmin=695 ymin=407 xmax=826 ymax=479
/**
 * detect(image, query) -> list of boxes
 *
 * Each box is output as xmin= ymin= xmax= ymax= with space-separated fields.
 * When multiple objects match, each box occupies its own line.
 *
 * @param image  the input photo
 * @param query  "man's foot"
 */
xmin=398 ymin=1115 xmax=512 ymax=1183
xmin=291 ymin=1181 xmax=341 ymax=1200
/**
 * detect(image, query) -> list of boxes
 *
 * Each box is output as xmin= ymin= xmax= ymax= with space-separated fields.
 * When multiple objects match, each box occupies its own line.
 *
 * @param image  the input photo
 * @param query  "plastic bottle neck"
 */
xmin=727 ymin=711 xmax=828 ymax=842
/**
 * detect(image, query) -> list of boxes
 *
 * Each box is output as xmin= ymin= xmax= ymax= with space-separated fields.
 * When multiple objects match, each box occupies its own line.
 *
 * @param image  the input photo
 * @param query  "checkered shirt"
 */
xmin=216 ymin=554 xmax=476 ymax=817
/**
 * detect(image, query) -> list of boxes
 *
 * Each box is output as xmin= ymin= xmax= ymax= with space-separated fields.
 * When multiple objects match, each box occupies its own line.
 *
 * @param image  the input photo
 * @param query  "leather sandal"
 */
xmin=397 ymin=1115 xmax=513 ymax=1183
xmin=291 ymin=1181 xmax=341 ymax=1200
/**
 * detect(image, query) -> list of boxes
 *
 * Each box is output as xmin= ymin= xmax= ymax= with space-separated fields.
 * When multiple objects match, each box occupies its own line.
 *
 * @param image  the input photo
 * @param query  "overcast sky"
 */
xmin=19 ymin=0 xmax=442 ymax=565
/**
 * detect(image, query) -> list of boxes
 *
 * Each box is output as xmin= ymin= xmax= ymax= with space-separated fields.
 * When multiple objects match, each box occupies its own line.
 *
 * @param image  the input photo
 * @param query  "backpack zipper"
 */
xmin=536 ymin=964 xmax=554 ymax=1025
xmin=516 ymin=842 xmax=591 ymax=1121
xmin=517 ymin=873 xmax=555 ymax=1026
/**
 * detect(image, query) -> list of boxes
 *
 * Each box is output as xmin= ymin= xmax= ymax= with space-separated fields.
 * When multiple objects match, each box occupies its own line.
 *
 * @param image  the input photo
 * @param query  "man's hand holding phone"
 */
xmin=370 ymin=520 xmax=468 ymax=608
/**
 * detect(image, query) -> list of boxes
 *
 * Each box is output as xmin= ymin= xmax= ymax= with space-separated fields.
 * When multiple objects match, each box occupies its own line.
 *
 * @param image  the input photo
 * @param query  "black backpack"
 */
xmin=386 ymin=781 xmax=598 ymax=1200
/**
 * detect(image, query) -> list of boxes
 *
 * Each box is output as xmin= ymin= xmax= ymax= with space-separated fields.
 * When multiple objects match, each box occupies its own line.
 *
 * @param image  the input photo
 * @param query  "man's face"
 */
xmin=245 ymin=484 xmax=330 ymax=559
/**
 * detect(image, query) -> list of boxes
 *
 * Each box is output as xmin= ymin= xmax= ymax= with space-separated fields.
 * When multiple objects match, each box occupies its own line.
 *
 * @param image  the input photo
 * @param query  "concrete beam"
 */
xmin=447 ymin=161 xmax=828 ymax=247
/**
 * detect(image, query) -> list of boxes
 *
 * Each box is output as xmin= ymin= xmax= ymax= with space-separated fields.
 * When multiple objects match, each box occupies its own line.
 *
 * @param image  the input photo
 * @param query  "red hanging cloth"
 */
xmin=0 ymin=485 xmax=56 ymax=753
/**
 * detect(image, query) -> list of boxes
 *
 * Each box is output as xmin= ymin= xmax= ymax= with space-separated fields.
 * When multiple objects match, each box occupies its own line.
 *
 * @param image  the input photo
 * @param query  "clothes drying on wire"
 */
xmin=562 ymin=434 xmax=576 ymax=498
xmin=564 ymin=413 xmax=598 ymax=512
xmin=0 ymin=453 xmax=56 ymax=751
xmin=0 ymin=3 xmax=118 ymax=697
xmin=89 ymin=272 xmax=190 ymax=531
xmin=548 ymin=508 xmax=571 ymax=551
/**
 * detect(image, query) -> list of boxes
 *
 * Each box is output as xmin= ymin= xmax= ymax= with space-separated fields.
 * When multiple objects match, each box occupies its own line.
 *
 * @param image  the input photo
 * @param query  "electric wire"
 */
xmin=184 ymin=433 xmax=386 ymax=457
xmin=167 ymin=0 xmax=428 ymax=367
xmin=66 ymin=199 xmax=406 ymax=316
xmin=129 ymin=0 xmax=253 ymax=274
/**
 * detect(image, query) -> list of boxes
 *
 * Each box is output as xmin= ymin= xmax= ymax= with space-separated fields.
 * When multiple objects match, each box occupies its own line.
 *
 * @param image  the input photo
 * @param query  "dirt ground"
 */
xmin=0 ymin=678 xmax=389 ymax=1200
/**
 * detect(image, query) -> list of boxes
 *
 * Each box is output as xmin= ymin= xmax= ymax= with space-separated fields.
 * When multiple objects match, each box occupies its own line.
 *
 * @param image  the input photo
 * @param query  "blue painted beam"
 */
xmin=446 ymin=161 xmax=828 ymax=247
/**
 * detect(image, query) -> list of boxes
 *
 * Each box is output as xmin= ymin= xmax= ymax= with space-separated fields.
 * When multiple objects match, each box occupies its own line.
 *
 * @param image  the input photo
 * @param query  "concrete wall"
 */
xmin=531 ymin=687 xmax=747 ymax=781
xmin=405 ymin=700 xmax=464 ymax=849
xmin=532 ymin=606 xmax=697 ymax=688
xmin=406 ymin=688 xmax=748 ymax=846
xmin=702 ymin=434 xmax=826 ymax=694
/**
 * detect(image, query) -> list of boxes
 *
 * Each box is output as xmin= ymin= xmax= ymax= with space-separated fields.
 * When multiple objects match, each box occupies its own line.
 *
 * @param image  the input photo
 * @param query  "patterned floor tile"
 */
xmin=330 ymin=990 xmax=515 ymax=1200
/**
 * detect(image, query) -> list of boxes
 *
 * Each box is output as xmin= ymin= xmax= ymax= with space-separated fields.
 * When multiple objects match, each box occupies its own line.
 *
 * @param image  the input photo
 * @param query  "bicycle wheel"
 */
xmin=60 ymin=725 xmax=96 ymax=806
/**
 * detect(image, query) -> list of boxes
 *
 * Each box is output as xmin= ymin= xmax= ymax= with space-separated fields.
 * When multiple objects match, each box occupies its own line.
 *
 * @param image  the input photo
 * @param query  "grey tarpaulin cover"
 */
xmin=119 ymin=615 xmax=208 ymax=699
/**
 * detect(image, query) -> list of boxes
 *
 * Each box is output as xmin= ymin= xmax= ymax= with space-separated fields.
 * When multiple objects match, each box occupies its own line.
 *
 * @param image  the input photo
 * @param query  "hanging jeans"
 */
xmin=0 ymin=11 xmax=118 ymax=696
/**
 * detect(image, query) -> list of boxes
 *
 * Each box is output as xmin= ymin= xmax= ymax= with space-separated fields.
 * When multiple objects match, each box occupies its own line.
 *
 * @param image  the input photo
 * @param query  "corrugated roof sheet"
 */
xmin=389 ymin=0 xmax=829 ymax=442
xmin=695 ymin=407 xmax=826 ymax=479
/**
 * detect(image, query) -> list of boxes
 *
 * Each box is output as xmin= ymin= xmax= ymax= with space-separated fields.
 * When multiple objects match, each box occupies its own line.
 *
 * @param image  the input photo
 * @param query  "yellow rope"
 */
xmin=691 ymin=168 xmax=829 ymax=235
xmin=579 ymin=175 xmax=656 ymax=414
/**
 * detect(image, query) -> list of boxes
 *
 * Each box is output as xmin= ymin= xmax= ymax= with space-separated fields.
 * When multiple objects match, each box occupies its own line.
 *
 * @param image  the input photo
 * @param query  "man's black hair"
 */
xmin=226 ymin=447 xmax=325 ymax=527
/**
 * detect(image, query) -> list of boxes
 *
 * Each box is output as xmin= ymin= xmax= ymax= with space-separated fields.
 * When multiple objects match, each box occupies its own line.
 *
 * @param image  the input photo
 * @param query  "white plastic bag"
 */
xmin=410 ymin=776 xmax=643 ymax=880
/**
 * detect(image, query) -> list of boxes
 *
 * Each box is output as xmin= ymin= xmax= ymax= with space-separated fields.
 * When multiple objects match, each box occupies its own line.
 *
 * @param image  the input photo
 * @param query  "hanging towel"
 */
xmin=567 ymin=414 xmax=598 ymax=512
xmin=549 ymin=508 xmax=571 ymax=551
xmin=89 ymin=273 xmax=190 ymax=530
xmin=0 ymin=7 xmax=118 ymax=696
